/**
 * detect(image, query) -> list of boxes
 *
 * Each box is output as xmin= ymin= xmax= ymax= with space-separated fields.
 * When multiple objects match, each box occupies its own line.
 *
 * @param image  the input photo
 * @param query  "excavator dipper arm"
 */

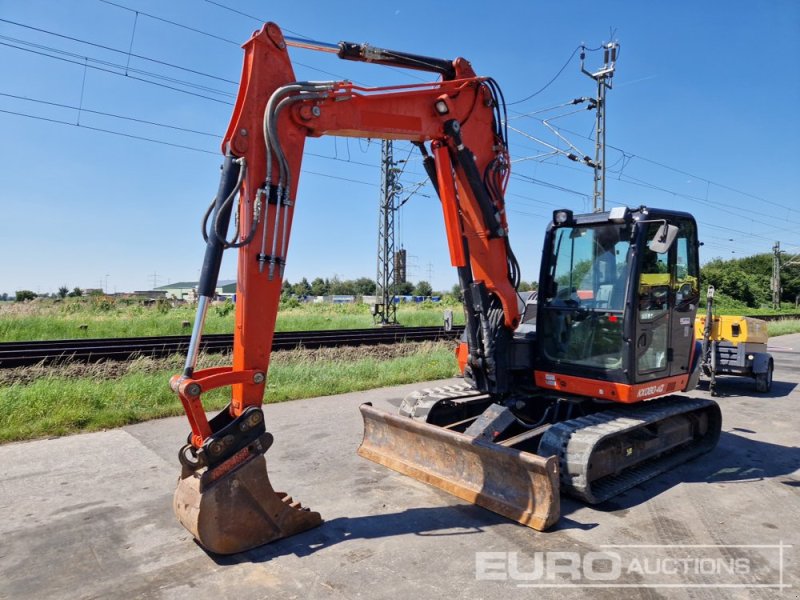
xmin=170 ymin=23 xmax=546 ymax=554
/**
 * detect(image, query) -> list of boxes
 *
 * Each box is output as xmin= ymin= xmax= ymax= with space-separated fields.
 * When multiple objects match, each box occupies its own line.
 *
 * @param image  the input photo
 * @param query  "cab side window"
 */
xmin=675 ymin=220 xmax=699 ymax=311
xmin=638 ymin=223 xmax=670 ymax=321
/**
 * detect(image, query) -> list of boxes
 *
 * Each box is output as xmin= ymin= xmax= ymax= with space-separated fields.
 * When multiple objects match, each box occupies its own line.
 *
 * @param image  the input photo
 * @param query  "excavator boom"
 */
xmin=170 ymin=22 xmax=548 ymax=554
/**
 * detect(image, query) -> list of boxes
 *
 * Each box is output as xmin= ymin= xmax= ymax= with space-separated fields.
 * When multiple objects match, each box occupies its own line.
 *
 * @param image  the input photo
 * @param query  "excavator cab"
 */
xmin=535 ymin=206 xmax=702 ymax=401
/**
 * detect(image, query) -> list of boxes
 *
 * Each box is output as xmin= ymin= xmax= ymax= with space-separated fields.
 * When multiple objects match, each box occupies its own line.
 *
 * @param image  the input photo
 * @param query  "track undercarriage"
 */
xmin=358 ymin=381 xmax=721 ymax=529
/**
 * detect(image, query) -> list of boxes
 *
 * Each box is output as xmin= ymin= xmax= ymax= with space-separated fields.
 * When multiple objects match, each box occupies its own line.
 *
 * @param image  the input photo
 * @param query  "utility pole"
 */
xmin=581 ymin=41 xmax=619 ymax=213
xmin=375 ymin=139 xmax=401 ymax=325
xmin=772 ymin=241 xmax=781 ymax=310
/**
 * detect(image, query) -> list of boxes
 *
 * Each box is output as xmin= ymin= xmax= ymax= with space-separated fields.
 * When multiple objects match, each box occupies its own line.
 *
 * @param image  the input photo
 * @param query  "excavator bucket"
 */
xmin=174 ymin=446 xmax=322 ymax=555
xmin=357 ymin=403 xmax=560 ymax=531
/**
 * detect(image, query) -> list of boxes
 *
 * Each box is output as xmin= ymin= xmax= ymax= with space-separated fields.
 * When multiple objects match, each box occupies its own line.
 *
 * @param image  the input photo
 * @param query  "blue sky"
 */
xmin=1 ymin=0 xmax=798 ymax=295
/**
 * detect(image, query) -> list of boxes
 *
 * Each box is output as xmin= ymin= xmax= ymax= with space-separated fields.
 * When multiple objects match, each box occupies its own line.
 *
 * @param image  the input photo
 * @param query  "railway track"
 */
xmin=0 ymin=325 xmax=465 ymax=369
xmin=743 ymin=312 xmax=800 ymax=321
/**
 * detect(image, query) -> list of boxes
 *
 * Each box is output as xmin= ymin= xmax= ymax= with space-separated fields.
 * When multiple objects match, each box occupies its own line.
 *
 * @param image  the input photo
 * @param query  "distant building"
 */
xmin=310 ymin=295 xmax=356 ymax=304
xmin=154 ymin=280 xmax=236 ymax=301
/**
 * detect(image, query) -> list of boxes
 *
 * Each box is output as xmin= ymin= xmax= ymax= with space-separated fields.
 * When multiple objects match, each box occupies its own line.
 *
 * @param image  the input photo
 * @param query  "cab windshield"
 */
xmin=539 ymin=223 xmax=631 ymax=369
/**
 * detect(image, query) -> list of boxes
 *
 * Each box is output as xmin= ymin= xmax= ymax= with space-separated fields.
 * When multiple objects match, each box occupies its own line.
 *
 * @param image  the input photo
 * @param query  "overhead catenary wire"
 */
xmin=0 ymin=17 xmax=239 ymax=85
xmin=506 ymin=108 xmax=797 ymax=215
xmin=11 ymin=1 xmax=789 ymax=223
xmin=0 ymin=34 xmax=235 ymax=98
xmin=4 ymin=5 xmax=793 ymax=255
xmin=200 ymin=0 xmax=431 ymax=83
xmin=0 ymin=106 xmax=218 ymax=154
xmin=0 ymin=88 xmax=437 ymax=181
xmin=88 ymin=1 xmax=796 ymax=227
xmin=0 ymin=106 xmax=426 ymax=192
xmin=99 ymin=0 xmax=373 ymax=83
xmin=0 ymin=39 xmax=236 ymax=105
xmin=0 ymin=91 xmax=221 ymax=137
xmin=507 ymin=45 xmax=601 ymax=106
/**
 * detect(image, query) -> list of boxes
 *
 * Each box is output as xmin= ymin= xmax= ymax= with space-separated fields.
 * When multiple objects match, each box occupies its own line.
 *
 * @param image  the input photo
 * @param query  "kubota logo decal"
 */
xmin=637 ymin=384 xmax=665 ymax=398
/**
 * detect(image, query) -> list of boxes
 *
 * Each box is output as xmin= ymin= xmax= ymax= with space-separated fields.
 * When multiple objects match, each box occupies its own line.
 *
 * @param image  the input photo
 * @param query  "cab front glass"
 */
xmin=539 ymin=222 xmax=631 ymax=370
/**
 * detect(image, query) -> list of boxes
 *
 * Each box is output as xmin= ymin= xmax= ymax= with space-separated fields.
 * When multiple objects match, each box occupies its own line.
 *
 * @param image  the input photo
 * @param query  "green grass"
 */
xmin=0 ymin=342 xmax=458 ymax=443
xmin=767 ymin=319 xmax=800 ymax=337
xmin=0 ymin=297 xmax=464 ymax=341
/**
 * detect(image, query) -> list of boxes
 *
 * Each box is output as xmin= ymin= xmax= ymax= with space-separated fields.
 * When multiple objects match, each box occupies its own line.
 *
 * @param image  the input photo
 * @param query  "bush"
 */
xmin=213 ymin=299 xmax=235 ymax=317
xmin=15 ymin=290 xmax=36 ymax=302
xmin=91 ymin=295 xmax=116 ymax=311
xmin=280 ymin=296 xmax=301 ymax=309
xmin=156 ymin=298 xmax=172 ymax=314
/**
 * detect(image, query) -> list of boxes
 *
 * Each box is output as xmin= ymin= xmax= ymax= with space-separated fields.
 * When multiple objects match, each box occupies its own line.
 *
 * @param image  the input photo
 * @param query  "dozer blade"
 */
xmin=357 ymin=403 xmax=560 ymax=531
xmin=174 ymin=445 xmax=322 ymax=555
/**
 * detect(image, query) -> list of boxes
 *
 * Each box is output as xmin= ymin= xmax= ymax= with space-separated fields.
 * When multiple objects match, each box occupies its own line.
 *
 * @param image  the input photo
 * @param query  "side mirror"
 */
xmin=648 ymin=223 xmax=679 ymax=254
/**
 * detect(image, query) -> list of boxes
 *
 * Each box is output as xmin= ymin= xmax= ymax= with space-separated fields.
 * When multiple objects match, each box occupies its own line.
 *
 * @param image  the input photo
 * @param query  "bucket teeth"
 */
xmin=174 ymin=451 xmax=322 ymax=555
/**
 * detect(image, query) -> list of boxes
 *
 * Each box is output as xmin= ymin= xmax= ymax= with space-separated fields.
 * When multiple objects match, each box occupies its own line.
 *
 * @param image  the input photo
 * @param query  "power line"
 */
xmin=614 ymin=171 xmax=800 ymax=232
xmin=8 ymin=6 xmax=795 ymax=251
xmin=0 ymin=39 xmax=235 ymax=105
xmin=627 ymin=153 xmax=796 ymax=214
xmin=507 ymin=110 xmax=796 ymax=214
xmin=4 ymin=100 xmax=795 ymax=255
xmin=507 ymin=46 xmax=583 ymax=106
xmin=0 ymin=88 xmax=431 ymax=178
xmin=511 ymin=172 xmax=591 ymax=199
xmin=0 ymin=33 xmax=234 ymax=96
xmin=0 ymin=106 xmax=218 ymax=154
xmin=100 ymin=0 xmax=372 ymax=83
xmin=507 ymin=46 xmax=580 ymax=105
xmin=0 ymin=106 xmax=393 ymax=189
xmin=516 ymin=156 xmax=800 ymax=249
xmin=98 ymin=0 xmax=241 ymax=45
xmin=0 ymin=91 xmax=220 ymax=137
xmin=0 ymin=17 xmax=239 ymax=85
xmin=201 ymin=0 xmax=430 ymax=83
xmin=201 ymin=0 xmax=307 ymax=37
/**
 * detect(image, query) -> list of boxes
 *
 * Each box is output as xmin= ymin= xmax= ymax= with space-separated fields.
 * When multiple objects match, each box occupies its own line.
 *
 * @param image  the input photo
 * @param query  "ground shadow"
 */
xmin=697 ymin=377 xmax=797 ymax=399
xmin=584 ymin=431 xmax=800 ymax=514
xmin=208 ymin=504 xmax=501 ymax=564
xmin=208 ymin=501 xmax=598 ymax=565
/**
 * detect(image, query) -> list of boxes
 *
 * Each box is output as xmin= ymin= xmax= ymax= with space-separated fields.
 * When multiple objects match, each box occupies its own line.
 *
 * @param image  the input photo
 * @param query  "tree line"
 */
xmin=281 ymin=276 xmax=434 ymax=298
xmin=4 ymin=287 xmax=84 ymax=302
xmin=701 ymin=252 xmax=799 ymax=309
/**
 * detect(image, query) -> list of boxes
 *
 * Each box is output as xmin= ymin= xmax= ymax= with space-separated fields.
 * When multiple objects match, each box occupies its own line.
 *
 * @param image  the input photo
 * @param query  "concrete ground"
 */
xmin=1 ymin=335 xmax=798 ymax=600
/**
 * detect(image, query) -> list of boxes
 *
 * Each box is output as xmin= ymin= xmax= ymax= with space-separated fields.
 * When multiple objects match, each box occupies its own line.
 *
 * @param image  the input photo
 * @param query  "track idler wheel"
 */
xmin=173 ymin=432 xmax=322 ymax=555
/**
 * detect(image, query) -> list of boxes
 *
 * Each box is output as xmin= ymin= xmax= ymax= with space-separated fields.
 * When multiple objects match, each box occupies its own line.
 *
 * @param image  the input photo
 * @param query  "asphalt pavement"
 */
xmin=1 ymin=334 xmax=798 ymax=600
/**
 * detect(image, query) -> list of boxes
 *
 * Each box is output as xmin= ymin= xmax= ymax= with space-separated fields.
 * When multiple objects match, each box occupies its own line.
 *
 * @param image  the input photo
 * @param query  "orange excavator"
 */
xmin=170 ymin=23 xmax=721 ymax=554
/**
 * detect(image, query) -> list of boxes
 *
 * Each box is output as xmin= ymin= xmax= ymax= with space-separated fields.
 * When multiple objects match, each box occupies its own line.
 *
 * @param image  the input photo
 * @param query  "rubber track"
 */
xmin=0 ymin=326 xmax=465 ymax=368
xmin=538 ymin=396 xmax=721 ymax=504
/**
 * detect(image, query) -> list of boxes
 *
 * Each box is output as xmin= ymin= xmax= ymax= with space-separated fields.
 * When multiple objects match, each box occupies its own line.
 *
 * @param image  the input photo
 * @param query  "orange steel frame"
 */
xmin=175 ymin=23 xmax=519 ymax=448
xmin=456 ymin=327 xmax=699 ymax=404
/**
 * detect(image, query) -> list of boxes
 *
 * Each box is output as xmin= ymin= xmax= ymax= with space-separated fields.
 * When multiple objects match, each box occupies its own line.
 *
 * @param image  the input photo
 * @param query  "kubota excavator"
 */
xmin=170 ymin=23 xmax=721 ymax=554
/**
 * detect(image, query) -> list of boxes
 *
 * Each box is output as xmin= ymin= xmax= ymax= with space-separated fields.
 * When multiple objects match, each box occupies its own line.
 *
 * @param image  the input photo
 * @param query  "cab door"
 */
xmin=633 ymin=222 xmax=672 ymax=383
xmin=669 ymin=218 xmax=700 ymax=377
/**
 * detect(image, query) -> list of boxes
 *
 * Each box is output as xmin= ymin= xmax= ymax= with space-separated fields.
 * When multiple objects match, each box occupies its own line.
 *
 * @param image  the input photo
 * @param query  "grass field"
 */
xmin=0 ymin=341 xmax=459 ymax=443
xmin=0 ymin=297 xmax=464 ymax=342
xmin=1 ymin=296 xmax=798 ymax=444
xmin=767 ymin=319 xmax=800 ymax=337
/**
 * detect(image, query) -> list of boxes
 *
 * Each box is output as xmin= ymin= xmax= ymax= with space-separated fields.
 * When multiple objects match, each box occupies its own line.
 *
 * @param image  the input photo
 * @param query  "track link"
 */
xmin=539 ymin=396 xmax=721 ymax=504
